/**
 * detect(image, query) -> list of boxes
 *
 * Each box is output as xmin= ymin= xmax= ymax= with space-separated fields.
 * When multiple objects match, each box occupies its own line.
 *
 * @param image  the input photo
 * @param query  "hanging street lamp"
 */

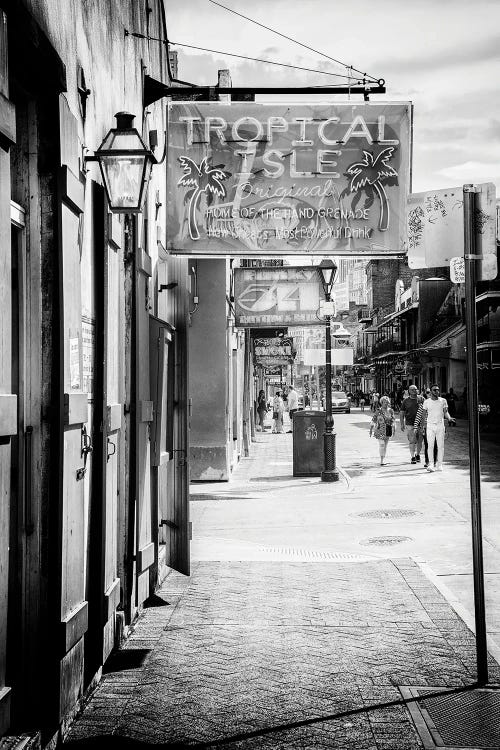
xmin=317 ymin=258 xmax=339 ymax=483
xmin=87 ymin=112 xmax=156 ymax=213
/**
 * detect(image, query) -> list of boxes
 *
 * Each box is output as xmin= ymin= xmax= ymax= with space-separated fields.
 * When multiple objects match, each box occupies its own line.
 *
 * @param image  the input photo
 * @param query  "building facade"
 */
xmin=0 ymin=1 xmax=253 ymax=743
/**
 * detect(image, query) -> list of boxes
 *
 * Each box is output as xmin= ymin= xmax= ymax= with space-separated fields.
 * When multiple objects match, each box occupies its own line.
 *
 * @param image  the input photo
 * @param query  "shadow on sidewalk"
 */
xmin=64 ymin=684 xmax=488 ymax=749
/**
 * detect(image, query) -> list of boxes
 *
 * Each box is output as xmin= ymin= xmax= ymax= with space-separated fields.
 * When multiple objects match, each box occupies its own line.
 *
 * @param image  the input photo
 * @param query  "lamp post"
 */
xmin=86 ymin=112 xmax=157 ymax=213
xmin=317 ymin=259 xmax=339 ymax=483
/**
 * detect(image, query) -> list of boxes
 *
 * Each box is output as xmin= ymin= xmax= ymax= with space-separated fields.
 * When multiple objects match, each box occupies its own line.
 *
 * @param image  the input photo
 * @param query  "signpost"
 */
xmin=167 ymin=102 xmax=412 ymax=257
xmin=463 ymin=184 xmax=488 ymax=685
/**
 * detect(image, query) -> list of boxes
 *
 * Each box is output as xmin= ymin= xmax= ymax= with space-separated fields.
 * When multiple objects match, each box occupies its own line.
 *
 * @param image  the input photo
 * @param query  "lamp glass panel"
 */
xmin=322 ymin=269 xmax=334 ymax=286
xmin=100 ymin=155 xmax=146 ymax=210
xmin=100 ymin=130 xmax=144 ymax=151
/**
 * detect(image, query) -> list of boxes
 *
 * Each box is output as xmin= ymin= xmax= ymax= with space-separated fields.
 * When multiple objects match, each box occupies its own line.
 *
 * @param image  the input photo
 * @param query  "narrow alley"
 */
xmin=64 ymin=409 xmax=500 ymax=749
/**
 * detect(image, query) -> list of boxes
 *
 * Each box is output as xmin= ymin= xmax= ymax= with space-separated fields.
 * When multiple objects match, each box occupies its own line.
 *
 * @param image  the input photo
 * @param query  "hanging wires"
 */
xmin=168 ymin=41 xmax=365 ymax=82
xmin=208 ymin=0 xmax=380 ymax=83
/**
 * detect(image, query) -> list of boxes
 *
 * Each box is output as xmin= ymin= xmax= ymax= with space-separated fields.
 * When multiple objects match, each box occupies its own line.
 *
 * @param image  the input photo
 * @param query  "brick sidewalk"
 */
xmin=64 ymin=422 xmax=500 ymax=750
xmin=65 ymin=560 xmax=500 ymax=749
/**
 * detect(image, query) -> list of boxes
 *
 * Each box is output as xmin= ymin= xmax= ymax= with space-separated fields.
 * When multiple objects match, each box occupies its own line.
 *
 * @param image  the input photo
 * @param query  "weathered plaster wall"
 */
xmin=189 ymin=258 xmax=229 ymax=481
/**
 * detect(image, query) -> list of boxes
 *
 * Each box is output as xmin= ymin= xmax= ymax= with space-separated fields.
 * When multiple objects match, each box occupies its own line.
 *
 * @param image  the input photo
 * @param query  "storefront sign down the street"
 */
xmin=166 ymin=102 xmax=412 ymax=257
xmin=406 ymin=182 xmax=497 ymax=280
xmin=234 ymin=266 xmax=324 ymax=327
xmin=253 ymin=337 xmax=294 ymax=366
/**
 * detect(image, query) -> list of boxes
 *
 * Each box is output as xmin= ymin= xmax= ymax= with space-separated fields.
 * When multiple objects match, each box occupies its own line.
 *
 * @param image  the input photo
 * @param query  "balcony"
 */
xmin=357 ymin=307 xmax=373 ymax=323
xmin=478 ymin=323 xmax=500 ymax=345
xmin=372 ymin=339 xmax=406 ymax=356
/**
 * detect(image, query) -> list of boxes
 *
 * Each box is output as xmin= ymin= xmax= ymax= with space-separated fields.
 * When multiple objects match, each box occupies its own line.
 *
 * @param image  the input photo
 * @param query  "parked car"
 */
xmin=331 ymin=391 xmax=350 ymax=413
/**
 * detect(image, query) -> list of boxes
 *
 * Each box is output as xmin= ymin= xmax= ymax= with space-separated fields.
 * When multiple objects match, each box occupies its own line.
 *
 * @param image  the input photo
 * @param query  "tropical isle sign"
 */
xmin=166 ymin=102 xmax=412 ymax=256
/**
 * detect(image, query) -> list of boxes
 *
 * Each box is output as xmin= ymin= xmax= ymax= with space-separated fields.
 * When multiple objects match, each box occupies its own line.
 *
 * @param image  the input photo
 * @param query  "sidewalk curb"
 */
xmin=416 ymin=558 xmax=500 ymax=667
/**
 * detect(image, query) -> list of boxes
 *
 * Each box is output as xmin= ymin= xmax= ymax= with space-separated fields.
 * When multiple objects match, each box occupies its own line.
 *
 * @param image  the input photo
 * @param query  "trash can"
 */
xmin=292 ymin=410 xmax=326 ymax=477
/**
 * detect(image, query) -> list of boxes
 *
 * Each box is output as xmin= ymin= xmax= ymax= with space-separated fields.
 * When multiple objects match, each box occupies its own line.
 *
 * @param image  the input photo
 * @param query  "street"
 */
xmin=191 ymin=408 xmax=500 ymax=652
xmin=65 ymin=408 xmax=500 ymax=749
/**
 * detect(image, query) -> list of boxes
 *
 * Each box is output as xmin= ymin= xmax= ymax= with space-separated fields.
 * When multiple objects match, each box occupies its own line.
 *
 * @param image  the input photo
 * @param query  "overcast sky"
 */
xmin=165 ymin=0 xmax=500 ymax=196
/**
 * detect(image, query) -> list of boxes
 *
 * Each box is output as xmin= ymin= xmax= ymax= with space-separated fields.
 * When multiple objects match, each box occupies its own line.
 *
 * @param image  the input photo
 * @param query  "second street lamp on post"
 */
xmin=317 ymin=259 xmax=339 ymax=483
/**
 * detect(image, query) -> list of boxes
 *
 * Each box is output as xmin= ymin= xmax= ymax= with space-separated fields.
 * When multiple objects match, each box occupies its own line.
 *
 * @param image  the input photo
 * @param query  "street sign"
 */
xmin=319 ymin=300 xmax=336 ymax=317
xmin=407 ymin=183 xmax=497 ymax=280
xmin=167 ymin=101 xmax=412 ymax=257
xmin=303 ymin=348 xmax=354 ymax=366
xmin=450 ymin=256 xmax=465 ymax=284
xmin=234 ymin=266 xmax=323 ymax=327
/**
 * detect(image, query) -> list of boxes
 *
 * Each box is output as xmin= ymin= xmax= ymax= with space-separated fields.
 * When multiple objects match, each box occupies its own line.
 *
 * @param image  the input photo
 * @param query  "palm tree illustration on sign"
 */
xmin=341 ymin=147 xmax=398 ymax=231
xmin=177 ymin=156 xmax=230 ymax=240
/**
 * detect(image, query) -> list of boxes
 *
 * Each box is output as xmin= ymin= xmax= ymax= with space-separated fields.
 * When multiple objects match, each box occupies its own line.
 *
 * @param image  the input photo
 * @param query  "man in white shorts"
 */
xmin=424 ymin=384 xmax=456 ymax=471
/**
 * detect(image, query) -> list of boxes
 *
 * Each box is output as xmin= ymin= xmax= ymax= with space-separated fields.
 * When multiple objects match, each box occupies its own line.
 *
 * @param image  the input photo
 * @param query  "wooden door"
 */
xmin=103 ymin=211 xmax=122 ymax=659
xmin=149 ymin=316 xmax=173 ymax=583
xmin=135 ymin=245 xmax=155 ymax=606
xmin=0 ymin=173 xmax=17 ymax=738
xmin=56 ymin=147 xmax=88 ymax=718
xmin=164 ymin=261 xmax=190 ymax=576
xmin=85 ymin=187 xmax=122 ymax=681
xmin=0 ymin=8 xmax=16 ymax=732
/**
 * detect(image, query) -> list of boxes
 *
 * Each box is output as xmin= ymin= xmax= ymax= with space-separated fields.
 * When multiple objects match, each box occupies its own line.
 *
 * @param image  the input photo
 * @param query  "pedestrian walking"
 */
xmin=371 ymin=392 xmax=379 ymax=412
xmin=359 ymin=393 xmax=366 ymax=411
xmin=286 ymin=384 xmax=299 ymax=433
xmin=420 ymin=384 xmax=456 ymax=471
xmin=414 ymin=389 xmax=432 ymax=468
xmin=256 ymin=390 xmax=268 ymax=432
xmin=272 ymin=391 xmax=285 ymax=434
xmin=369 ymin=395 xmax=395 ymax=465
xmin=445 ymin=387 xmax=458 ymax=418
xmin=400 ymin=384 xmax=422 ymax=464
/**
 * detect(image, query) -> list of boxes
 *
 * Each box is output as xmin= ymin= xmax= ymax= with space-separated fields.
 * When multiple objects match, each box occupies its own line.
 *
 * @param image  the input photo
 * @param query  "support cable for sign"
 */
xmin=167 ymin=41 xmax=369 ymax=82
xmin=208 ymin=0 xmax=381 ymax=83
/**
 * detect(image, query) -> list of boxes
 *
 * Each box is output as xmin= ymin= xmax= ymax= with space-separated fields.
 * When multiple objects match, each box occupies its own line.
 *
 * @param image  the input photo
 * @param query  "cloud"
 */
xmin=437 ymin=160 xmax=500 ymax=185
xmin=260 ymin=46 xmax=279 ymax=55
xmin=372 ymin=36 xmax=500 ymax=75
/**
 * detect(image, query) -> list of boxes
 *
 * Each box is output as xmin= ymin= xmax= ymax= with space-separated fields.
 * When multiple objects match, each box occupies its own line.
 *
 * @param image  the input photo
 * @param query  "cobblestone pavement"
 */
xmin=65 ymin=411 xmax=500 ymax=749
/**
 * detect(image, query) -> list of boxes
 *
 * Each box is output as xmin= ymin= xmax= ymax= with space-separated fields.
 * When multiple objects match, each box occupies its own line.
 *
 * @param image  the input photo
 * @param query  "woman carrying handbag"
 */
xmin=369 ymin=395 xmax=395 ymax=466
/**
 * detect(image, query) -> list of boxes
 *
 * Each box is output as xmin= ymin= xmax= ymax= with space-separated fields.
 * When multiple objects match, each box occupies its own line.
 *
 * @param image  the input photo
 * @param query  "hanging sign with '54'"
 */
xmin=234 ymin=266 xmax=323 ymax=327
xmin=166 ymin=102 xmax=412 ymax=257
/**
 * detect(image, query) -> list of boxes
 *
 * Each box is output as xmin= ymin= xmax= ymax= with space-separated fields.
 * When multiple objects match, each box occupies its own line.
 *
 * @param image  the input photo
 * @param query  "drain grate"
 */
xmin=352 ymin=508 xmax=421 ymax=519
xmin=360 ymin=536 xmax=413 ymax=546
xmin=402 ymin=686 xmax=500 ymax=749
xmin=258 ymin=546 xmax=374 ymax=561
